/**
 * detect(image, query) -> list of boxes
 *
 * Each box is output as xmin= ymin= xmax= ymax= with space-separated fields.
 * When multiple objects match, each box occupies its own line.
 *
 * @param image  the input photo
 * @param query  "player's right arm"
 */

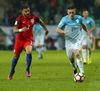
xmin=56 ymin=27 xmax=70 ymax=34
xmin=56 ymin=17 xmax=70 ymax=34
xmin=13 ymin=27 xmax=27 ymax=33
xmin=13 ymin=16 xmax=27 ymax=33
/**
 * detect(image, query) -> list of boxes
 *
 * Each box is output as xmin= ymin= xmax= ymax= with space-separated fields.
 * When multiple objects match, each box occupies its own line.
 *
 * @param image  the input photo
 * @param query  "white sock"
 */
xmin=36 ymin=48 xmax=40 ymax=57
xmin=77 ymin=58 xmax=84 ymax=73
xmin=88 ymin=50 xmax=91 ymax=58
xmin=70 ymin=60 xmax=77 ymax=70
xmin=40 ymin=47 xmax=44 ymax=56
xmin=82 ymin=49 xmax=86 ymax=60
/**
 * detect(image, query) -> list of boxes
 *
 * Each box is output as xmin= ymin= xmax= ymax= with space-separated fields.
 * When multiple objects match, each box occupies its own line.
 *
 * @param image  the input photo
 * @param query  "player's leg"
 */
xmin=74 ymin=49 xmax=85 ymax=75
xmin=74 ymin=40 xmax=85 ymax=77
xmin=36 ymin=46 xmax=41 ymax=59
xmin=87 ymin=39 xmax=92 ymax=64
xmin=69 ymin=58 xmax=78 ymax=76
xmin=8 ymin=40 xmax=23 ymax=80
xmin=82 ymin=45 xmax=87 ymax=64
xmin=35 ymin=38 xmax=41 ymax=58
xmin=8 ymin=54 xmax=20 ymax=80
xmin=65 ymin=46 xmax=77 ymax=76
xmin=39 ymin=45 xmax=44 ymax=58
xmin=39 ymin=37 xmax=44 ymax=58
xmin=82 ymin=38 xmax=87 ymax=64
xmin=25 ymin=45 xmax=33 ymax=77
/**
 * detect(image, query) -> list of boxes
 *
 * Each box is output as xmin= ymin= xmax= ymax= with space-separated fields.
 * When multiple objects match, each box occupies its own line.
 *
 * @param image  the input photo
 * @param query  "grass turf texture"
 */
xmin=0 ymin=50 xmax=100 ymax=91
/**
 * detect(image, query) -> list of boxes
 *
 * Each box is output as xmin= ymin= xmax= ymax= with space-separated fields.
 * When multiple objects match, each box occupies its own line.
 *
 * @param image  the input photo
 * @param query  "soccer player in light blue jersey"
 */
xmin=81 ymin=9 xmax=96 ymax=64
xmin=56 ymin=4 xmax=93 ymax=78
xmin=33 ymin=23 xmax=45 ymax=59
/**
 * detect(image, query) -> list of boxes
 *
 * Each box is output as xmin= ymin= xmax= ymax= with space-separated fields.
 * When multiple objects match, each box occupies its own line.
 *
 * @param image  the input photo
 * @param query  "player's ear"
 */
xmin=75 ymin=9 xmax=76 ymax=14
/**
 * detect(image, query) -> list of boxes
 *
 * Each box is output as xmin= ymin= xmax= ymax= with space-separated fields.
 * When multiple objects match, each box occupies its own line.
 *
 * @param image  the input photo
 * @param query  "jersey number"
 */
xmin=27 ymin=24 xmax=30 ymax=29
xmin=71 ymin=27 xmax=76 ymax=32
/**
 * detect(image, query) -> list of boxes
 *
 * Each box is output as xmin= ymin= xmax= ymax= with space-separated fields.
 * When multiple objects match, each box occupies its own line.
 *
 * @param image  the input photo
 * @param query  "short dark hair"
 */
xmin=21 ymin=4 xmax=29 ymax=10
xmin=67 ymin=4 xmax=75 ymax=10
xmin=83 ymin=9 xmax=88 ymax=12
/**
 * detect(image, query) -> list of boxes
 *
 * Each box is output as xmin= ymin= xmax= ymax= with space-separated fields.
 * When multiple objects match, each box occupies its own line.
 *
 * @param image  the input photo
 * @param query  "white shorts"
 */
xmin=82 ymin=36 xmax=92 ymax=48
xmin=34 ymin=36 xmax=44 ymax=46
xmin=65 ymin=40 xmax=82 ymax=59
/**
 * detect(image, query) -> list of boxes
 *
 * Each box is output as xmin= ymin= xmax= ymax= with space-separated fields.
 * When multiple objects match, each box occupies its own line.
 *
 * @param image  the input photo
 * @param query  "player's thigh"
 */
xmin=74 ymin=40 xmax=82 ymax=51
xmin=24 ymin=40 xmax=33 ymax=53
xmin=35 ymin=38 xmax=39 ymax=47
xmin=14 ymin=40 xmax=23 ymax=54
xmin=87 ymin=38 xmax=93 ymax=48
xmin=82 ymin=37 xmax=87 ymax=46
xmin=25 ymin=45 xmax=33 ymax=54
xmin=39 ymin=37 xmax=44 ymax=45
xmin=65 ymin=46 xmax=74 ymax=59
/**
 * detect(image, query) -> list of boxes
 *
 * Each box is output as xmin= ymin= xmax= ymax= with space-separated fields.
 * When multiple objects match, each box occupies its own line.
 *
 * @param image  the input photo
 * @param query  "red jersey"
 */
xmin=14 ymin=14 xmax=39 ymax=41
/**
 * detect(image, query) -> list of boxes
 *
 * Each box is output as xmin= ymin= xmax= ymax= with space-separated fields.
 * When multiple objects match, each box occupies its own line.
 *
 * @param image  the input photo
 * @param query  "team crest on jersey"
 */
xmin=87 ymin=21 xmax=89 ymax=23
xmin=31 ymin=19 xmax=34 ymax=23
xmin=76 ymin=19 xmax=79 ymax=23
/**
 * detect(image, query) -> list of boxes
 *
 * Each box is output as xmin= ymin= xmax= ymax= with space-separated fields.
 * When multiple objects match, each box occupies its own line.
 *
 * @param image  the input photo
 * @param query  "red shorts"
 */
xmin=14 ymin=39 xmax=33 ymax=54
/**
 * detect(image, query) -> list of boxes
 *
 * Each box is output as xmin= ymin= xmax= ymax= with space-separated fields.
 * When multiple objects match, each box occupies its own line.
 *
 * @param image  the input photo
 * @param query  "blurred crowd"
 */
xmin=3 ymin=0 xmax=100 ymax=26
xmin=1 ymin=0 xmax=100 ymax=50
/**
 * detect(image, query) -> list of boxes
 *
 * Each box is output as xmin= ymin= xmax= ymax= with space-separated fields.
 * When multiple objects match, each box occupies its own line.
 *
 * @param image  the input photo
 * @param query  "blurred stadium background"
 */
xmin=0 ymin=0 xmax=100 ymax=50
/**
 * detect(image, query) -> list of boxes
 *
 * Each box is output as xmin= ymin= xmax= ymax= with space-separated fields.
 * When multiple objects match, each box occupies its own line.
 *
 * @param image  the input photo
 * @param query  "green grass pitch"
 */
xmin=0 ymin=50 xmax=100 ymax=91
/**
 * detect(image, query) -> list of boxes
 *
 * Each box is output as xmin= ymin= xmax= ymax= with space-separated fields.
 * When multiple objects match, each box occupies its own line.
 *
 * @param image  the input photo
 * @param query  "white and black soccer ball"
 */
xmin=74 ymin=73 xmax=84 ymax=82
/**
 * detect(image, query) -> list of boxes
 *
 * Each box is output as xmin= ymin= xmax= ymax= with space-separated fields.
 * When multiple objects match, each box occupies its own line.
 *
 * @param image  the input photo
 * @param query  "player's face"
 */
xmin=67 ymin=9 xmax=76 ymax=19
xmin=83 ymin=11 xmax=88 ymax=19
xmin=22 ymin=8 xmax=30 ymax=18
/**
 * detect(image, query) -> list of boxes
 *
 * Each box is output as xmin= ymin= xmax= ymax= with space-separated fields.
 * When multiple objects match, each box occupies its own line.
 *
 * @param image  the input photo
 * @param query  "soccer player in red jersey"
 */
xmin=8 ymin=4 xmax=49 ymax=80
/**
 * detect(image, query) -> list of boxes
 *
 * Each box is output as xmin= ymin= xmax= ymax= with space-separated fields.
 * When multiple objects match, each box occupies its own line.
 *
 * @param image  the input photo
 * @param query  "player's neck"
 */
xmin=69 ymin=16 xmax=75 ymax=20
xmin=84 ymin=17 xmax=88 ymax=19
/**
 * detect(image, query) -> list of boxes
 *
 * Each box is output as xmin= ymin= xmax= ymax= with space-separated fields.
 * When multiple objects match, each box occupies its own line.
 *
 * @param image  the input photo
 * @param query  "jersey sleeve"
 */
xmin=58 ymin=17 xmax=65 ymax=29
xmin=90 ymin=18 xmax=95 ymax=26
xmin=14 ymin=16 xmax=21 ymax=28
xmin=34 ymin=15 xmax=40 ymax=22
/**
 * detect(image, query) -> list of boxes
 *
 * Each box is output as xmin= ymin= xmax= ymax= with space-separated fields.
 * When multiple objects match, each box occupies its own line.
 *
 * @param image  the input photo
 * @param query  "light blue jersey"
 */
xmin=33 ymin=23 xmax=45 ymax=38
xmin=58 ymin=15 xmax=82 ymax=47
xmin=82 ymin=17 xmax=95 ymax=37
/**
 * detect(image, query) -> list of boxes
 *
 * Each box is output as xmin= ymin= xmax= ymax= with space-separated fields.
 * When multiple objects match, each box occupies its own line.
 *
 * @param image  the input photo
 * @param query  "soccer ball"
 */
xmin=74 ymin=73 xmax=84 ymax=82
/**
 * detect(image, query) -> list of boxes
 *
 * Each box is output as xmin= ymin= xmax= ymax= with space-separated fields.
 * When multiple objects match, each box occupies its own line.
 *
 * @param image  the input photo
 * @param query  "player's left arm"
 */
xmin=81 ymin=23 xmax=93 ymax=40
xmin=37 ymin=19 xmax=49 ymax=35
xmin=89 ymin=19 xmax=96 ymax=33
xmin=89 ymin=25 xmax=96 ymax=33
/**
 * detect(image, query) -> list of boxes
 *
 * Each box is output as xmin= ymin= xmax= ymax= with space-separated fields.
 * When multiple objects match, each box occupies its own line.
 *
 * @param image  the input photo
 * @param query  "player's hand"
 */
xmin=22 ymin=27 xmax=27 ymax=32
xmin=88 ymin=34 xmax=93 ymax=40
xmin=63 ymin=31 xmax=71 ymax=34
xmin=92 ymin=37 xmax=94 ymax=41
xmin=45 ymin=30 xmax=49 ymax=35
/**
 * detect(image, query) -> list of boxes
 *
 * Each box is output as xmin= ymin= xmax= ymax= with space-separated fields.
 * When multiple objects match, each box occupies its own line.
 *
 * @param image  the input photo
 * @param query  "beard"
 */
xmin=24 ymin=14 xmax=29 ymax=18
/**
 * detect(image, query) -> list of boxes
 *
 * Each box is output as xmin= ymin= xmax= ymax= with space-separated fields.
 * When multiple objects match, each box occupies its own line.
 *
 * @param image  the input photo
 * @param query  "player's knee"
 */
xmin=70 ymin=58 xmax=74 ymax=63
xmin=14 ymin=54 xmax=20 ymax=59
xmin=75 ymin=53 xmax=80 ymax=58
xmin=82 ymin=45 xmax=86 ymax=49
xmin=26 ymin=50 xmax=32 ymax=54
